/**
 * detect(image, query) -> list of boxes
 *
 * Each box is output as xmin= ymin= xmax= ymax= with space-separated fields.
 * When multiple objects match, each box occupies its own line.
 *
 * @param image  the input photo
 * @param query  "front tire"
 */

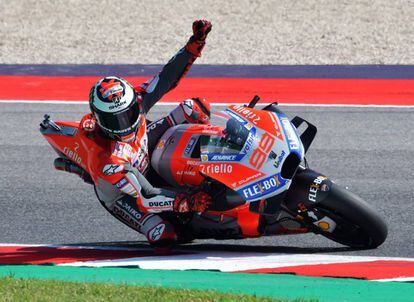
xmin=315 ymin=184 xmax=388 ymax=248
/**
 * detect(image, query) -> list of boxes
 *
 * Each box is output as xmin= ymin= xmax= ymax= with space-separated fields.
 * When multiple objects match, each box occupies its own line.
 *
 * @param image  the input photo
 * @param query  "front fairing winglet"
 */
xmin=290 ymin=116 xmax=317 ymax=154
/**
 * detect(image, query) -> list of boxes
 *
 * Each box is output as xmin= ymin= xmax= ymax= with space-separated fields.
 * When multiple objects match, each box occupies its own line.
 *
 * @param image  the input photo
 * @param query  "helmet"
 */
xmin=89 ymin=76 xmax=141 ymax=142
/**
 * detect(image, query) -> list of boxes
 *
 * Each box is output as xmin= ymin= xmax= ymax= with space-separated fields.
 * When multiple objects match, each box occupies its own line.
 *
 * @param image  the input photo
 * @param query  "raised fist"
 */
xmin=192 ymin=19 xmax=212 ymax=41
xmin=186 ymin=19 xmax=212 ymax=57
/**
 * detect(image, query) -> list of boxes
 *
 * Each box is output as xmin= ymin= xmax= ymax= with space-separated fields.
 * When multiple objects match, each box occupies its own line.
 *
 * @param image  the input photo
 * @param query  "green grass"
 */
xmin=0 ymin=277 xmax=314 ymax=302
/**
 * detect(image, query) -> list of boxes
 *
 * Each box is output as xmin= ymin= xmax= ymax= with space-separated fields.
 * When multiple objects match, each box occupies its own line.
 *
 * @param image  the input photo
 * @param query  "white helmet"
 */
xmin=89 ymin=76 xmax=141 ymax=141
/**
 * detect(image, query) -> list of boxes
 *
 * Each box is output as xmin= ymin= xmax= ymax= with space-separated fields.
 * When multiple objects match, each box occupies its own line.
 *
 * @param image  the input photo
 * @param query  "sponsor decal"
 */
xmin=149 ymin=224 xmax=166 ymax=241
xmin=201 ymin=152 xmax=245 ymax=163
xmin=314 ymin=217 xmax=336 ymax=233
xmin=210 ymin=154 xmax=237 ymax=161
xmin=100 ymin=114 xmax=141 ymax=135
xmin=113 ymin=142 xmax=133 ymax=160
xmin=108 ymin=99 xmax=127 ymax=110
xmin=176 ymin=170 xmax=197 ymax=176
xmin=82 ymin=118 xmax=96 ymax=132
xmin=231 ymin=172 xmax=264 ymax=188
xmin=273 ymin=150 xmax=286 ymax=169
xmin=148 ymin=201 xmax=173 ymax=207
xmin=308 ymin=175 xmax=328 ymax=202
xmin=318 ymin=221 xmax=330 ymax=231
xmin=280 ymin=117 xmax=300 ymax=150
xmin=184 ymin=137 xmax=197 ymax=155
xmin=201 ymin=163 xmax=233 ymax=174
xmin=63 ymin=144 xmax=82 ymax=164
xmin=230 ymin=105 xmax=261 ymax=124
xmin=115 ymin=199 xmax=142 ymax=220
xmin=241 ymin=130 xmax=256 ymax=154
xmin=112 ymin=136 xmax=148 ymax=173
xmin=132 ymin=135 xmax=149 ymax=173
xmin=115 ymin=178 xmax=128 ymax=189
xmin=205 ymin=153 xmax=246 ymax=162
xmin=186 ymin=160 xmax=200 ymax=166
xmin=225 ymin=109 xmax=246 ymax=124
xmin=103 ymin=164 xmax=124 ymax=175
xmin=156 ymin=139 xmax=166 ymax=150
xmin=113 ymin=205 xmax=140 ymax=229
xmin=239 ymin=174 xmax=287 ymax=200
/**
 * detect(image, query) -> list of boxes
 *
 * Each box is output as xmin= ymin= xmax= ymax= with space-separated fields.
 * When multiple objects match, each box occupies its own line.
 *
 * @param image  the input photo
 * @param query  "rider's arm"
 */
xmin=139 ymin=20 xmax=212 ymax=114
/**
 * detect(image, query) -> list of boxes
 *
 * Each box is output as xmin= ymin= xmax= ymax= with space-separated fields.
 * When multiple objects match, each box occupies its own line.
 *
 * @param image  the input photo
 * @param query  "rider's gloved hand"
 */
xmin=173 ymin=191 xmax=212 ymax=213
xmin=185 ymin=19 xmax=212 ymax=57
xmin=181 ymin=97 xmax=211 ymax=124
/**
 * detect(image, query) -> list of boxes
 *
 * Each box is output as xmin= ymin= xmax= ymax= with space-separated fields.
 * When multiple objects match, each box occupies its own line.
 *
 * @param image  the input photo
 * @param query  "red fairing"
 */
xmin=44 ymin=113 xmax=153 ymax=209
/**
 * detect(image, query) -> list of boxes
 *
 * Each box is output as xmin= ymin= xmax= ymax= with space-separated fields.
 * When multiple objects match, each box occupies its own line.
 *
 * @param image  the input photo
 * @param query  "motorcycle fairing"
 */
xmin=227 ymin=105 xmax=285 ymax=141
xmin=40 ymin=119 xmax=89 ymax=171
xmin=151 ymin=105 xmax=305 ymax=201
xmin=236 ymin=173 xmax=289 ymax=200
xmin=199 ymin=106 xmax=304 ymax=202
xmin=40 ymin=116 xmax=114 ymax=183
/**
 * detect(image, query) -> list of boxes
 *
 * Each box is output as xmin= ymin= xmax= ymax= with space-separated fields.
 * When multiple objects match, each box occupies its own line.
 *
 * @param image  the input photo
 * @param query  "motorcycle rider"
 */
xmin=61 ymin=20 xmax=213 ymax=247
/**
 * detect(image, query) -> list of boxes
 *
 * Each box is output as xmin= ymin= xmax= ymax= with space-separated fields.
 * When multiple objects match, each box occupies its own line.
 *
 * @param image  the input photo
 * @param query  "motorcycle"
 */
xmin=40 ymin=96 xmax=387 ymax=248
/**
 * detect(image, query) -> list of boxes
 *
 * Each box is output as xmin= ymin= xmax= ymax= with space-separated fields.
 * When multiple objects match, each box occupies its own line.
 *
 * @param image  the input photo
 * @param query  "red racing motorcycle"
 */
xmin=40 ymin=97 xmax=387 ymax=248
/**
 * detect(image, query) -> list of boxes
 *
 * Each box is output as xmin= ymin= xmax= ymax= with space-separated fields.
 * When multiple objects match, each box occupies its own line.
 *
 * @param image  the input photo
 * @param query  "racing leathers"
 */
xmin=72 ymin=21 xmax=212 ymax=247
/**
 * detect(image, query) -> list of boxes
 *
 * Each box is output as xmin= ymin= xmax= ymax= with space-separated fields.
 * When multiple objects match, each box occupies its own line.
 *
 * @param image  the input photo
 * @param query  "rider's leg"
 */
xmin=147 ymin=98 xmax=210 ymax=152
xmin=98 ymin=193 xmax=177 ymax=247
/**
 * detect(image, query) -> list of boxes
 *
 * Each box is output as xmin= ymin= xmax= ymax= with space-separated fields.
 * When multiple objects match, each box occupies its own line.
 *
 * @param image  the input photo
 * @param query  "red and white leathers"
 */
xmin=76 ymin=21 xmax=212 ymax=247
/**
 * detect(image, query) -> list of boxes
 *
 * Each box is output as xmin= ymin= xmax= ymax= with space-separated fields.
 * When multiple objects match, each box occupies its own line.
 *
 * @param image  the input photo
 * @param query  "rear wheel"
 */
xmin=314 ymin=184 xmax=387 ymax=248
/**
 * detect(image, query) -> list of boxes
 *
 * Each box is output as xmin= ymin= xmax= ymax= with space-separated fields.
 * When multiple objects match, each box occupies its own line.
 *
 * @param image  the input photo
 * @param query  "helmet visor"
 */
xmin=95 ymin=102 xmax=141 ymax=136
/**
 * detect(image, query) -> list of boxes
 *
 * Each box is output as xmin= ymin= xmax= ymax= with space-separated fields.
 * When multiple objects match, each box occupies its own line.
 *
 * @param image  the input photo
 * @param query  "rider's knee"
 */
xmin=140 ymin=214 xmax=177 ymax=247
xmin=169 ymin=97 xmax=211 ymax=125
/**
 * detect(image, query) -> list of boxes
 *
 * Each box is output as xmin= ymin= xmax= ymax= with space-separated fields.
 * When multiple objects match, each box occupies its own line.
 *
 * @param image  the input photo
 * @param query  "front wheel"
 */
xmin=313 ymin=183 xmax=387 ymax=248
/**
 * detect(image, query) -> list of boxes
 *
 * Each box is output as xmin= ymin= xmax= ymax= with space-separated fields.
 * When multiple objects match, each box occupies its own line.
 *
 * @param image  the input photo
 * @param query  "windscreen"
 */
xmin=200 ymin=111 xmax=252 ymax=155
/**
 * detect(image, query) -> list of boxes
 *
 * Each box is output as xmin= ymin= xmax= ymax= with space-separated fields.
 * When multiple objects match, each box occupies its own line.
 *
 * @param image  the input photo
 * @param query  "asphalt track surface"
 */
xmin=1 ymin=103 xmax=413 ymax=258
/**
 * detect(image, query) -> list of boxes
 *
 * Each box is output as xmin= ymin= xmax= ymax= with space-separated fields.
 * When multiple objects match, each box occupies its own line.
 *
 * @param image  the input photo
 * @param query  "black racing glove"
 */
xmin=185 ymin=19 xmax=212 ymax=57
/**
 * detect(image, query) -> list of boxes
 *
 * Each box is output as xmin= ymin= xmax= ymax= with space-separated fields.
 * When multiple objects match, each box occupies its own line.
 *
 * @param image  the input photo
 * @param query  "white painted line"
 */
xmin=375 ymin=277 xmax=414 ymax=282
xmin=58 ymin=250 xmax=414 ymax=272
xmin=0 ymin=243 xmax=145 ymax=251
xmin=1 ymin=99 xmax=414 ymax=108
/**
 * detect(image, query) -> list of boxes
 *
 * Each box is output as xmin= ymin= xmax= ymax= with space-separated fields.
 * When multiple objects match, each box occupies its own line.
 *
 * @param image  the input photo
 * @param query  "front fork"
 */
xmin=250 ymin=167 xmax=338 ymax=235
xmin=283 ymin=167 xmax=338 ymax=234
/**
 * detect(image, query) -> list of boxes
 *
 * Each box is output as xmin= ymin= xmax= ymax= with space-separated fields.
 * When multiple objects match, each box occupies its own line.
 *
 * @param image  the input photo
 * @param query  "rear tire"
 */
xmin=315 ymin=184 xmax=387 ymax=248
